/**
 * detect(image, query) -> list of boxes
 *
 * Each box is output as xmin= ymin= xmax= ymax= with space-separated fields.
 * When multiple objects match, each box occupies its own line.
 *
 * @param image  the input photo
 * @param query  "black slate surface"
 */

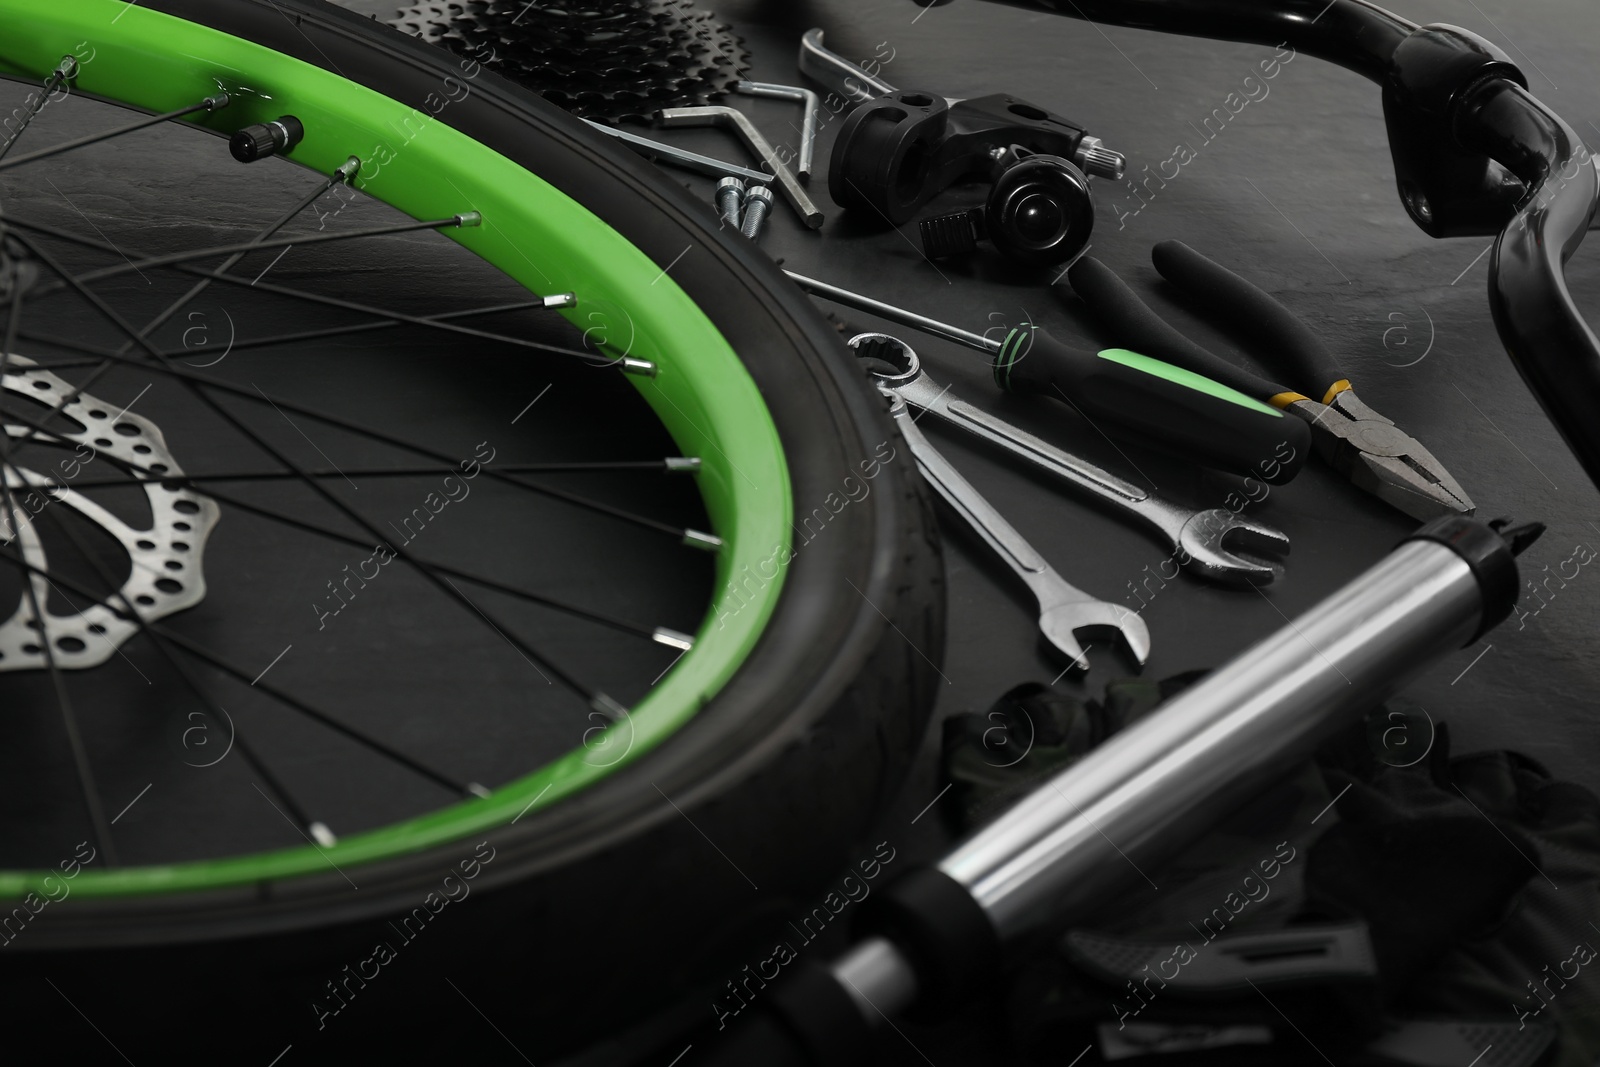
xmin=288 ymin=1 xmax=1600 ymax=1061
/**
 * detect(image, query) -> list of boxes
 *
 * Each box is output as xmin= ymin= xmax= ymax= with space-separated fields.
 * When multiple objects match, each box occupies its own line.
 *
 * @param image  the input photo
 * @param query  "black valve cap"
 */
xmin=229 ymin=115 xmax=305 ymax=163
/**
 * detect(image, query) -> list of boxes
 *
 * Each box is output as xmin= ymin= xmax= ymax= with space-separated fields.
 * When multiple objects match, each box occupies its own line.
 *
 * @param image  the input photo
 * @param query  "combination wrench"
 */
xmin=849 ymin=333 xmax=1289 ymax=586
xmin=854 ymin=336 xmax=1151 ymax=671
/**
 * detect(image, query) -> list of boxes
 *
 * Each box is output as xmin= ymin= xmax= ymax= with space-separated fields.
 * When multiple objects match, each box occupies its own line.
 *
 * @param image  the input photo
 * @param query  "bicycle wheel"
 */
xmin=0 ymin=0 xmax=942 ymax=1057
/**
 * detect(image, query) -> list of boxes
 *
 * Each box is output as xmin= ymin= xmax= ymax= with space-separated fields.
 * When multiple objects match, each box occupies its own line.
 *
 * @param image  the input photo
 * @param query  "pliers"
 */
xmin=1066 ymin=241 xmax=1475 ymax=521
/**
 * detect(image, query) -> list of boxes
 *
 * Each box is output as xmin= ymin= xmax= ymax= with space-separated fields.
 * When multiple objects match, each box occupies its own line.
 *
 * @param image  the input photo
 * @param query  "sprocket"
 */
xmin=387 ymin=0 xmax=752 ymax=125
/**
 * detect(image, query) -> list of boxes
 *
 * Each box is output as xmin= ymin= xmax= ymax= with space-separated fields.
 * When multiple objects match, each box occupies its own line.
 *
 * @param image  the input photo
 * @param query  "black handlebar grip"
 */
xmin=993 ymin=326 xmax=1312 ymax=485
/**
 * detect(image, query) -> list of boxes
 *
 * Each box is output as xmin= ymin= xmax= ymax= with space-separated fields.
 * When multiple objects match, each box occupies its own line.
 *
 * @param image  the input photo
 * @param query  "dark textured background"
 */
xmin=328 ymin=1 xmax=1600 ymax=778
xmin=334 ymin=0 xmax=1600 ymax=1061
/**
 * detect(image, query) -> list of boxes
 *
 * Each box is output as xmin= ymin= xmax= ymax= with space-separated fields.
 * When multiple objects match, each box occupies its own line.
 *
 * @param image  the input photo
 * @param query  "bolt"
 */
xmin=740 ymin=185 xmax=774 ymax=241
xmin=715 ymin=177 xmax=745 ymax=229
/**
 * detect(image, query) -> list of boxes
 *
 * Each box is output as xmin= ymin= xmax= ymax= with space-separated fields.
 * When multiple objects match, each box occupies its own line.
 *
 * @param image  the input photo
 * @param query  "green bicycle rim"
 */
xmin=0 ymin=0 xmax=792 ymax=898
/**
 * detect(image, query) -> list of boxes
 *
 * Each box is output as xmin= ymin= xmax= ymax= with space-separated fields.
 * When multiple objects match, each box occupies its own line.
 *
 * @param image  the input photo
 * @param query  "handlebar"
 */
xmin=972 ymin=0 xmax=1600 ymax=493
xmin=1463 ymin=80 xmax=1600 ymax=483
xmin=978 ymin=0 xmax=1416 ymax=82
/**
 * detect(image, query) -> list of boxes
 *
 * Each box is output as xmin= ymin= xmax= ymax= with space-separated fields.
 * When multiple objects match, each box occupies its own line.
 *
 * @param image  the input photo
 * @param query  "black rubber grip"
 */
xmin=1068 ymin=255 xmax=1288 ymax=400
xmin=1404 ymin=515 xmax=1535 ymax=643
xmin=993 ymin=325 xmax=1311 ymax=484
xmin=856 ymin=867 xmax=1001 ymax=1016
xmin=1152 ymin=240 xmax=1346 ymax=399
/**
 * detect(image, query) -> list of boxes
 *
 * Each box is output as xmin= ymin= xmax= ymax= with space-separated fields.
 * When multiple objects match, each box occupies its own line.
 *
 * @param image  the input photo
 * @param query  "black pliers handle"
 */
xmin=1067 ymin=242 xmax=1475 ymax=520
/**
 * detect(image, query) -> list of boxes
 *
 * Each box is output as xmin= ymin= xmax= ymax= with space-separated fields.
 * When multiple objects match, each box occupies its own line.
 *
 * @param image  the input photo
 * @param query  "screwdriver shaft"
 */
xmin=784 ymin=270 xmax=1000 ymax=354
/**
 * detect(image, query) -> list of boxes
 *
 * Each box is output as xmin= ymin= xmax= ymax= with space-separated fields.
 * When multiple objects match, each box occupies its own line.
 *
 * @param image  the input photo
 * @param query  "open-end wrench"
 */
xmin=850 ymin=333 xmax=1289 ymax=586
xmin=863 ymin=347 xmax=1150 ymax=672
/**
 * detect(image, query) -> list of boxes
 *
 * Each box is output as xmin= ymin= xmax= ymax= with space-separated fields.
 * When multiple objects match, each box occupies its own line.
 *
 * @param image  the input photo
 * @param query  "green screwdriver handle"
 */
xmin=993 ymin=326 xmax=1310 ymax=485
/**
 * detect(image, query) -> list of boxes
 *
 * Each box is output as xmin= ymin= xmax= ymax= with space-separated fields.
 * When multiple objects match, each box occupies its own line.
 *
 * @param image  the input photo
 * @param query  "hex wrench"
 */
xmin=656 ymin=105 xmax=824 ymax=229
xmin=581 ymin=119 xmax=774 ymax=185
xmin=734 ymin=81 xmax=820 ymax=181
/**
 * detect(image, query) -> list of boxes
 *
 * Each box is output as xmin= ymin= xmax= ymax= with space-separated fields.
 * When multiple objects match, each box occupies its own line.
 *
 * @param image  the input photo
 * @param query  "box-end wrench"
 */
xmin=656 ymin=106 xmax=824 ymax=229
xmin=862 ymin=346 xmax=1150 ymax=672
xmin=850 ymin=334 xmax=1289 ymax=586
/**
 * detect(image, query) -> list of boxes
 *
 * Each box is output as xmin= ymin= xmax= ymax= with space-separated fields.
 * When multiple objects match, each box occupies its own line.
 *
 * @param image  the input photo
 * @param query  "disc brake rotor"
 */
xmin=387 ymin=0 xmax=751 ymax=124
xmin=0 ymin=356 xmax=218 ymax=671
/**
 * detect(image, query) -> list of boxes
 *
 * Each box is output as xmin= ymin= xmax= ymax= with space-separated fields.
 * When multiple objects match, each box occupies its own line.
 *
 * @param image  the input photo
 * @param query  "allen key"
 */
xmin=734 ymin=80 xmax=820 ymax=181
xmin=656 ymin=105 xmax=825 ymax=229
xmin=581 ymin=119 xmax=774 ymax=185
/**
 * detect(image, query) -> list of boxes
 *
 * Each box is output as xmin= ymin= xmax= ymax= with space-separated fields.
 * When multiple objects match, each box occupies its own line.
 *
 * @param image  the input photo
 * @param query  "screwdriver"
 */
xmin=784 ymin=271 xmax=1310 ymax=484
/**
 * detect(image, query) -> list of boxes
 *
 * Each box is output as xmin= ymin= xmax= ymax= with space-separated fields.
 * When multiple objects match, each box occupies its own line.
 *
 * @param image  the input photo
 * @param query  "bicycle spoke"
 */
xmin=4 ymin=326 xmax=714 ymax=546
xmin=0 ymin=56 xmax=76 ymax=163
xmin=117 ymin=159 xmax=362 ymax=354
xmin=0 ymin=375 xmax=679 ymax=649
xmin=13 ymin=229 xmax=625 ymax=717
xmin=59 ymin=459 xmax=698 ymax=489
xmin=36 ymin=502 xmax=325 ymax=844
xmin=0 ymin=544 xmax=474 ymax=798
xmin=0 ymin=439 xmax=118 ymax=867
xmin=11 ymin=296 xmax=575 ymax=369
xmin=28 ymin=212 xmax=482 ymax=295
xmin=0 ymin=92 xmax=230 ymax=174
xmin=0 ymin=162 xmax=361 ymax=480
xmin=7 ymin=216 xmax=635 ymax=368
xmin=0 ymin=251 xmax=121 ymax=860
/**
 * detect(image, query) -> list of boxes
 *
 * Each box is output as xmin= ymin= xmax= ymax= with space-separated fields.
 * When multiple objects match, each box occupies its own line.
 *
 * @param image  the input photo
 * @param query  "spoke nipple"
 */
xmin=54 ymin=55 xmax=78 ymax=80
xmin=205 ymin=93 xmax=233 ymax=111
xmin=590 ymin=692 xmax=630 ymax=721
xmin=682 ymin=528 xmax=723 ymax=552
xmin=652 ymin=627 xmax=695 ymax=651
xmin=664 ymin=457 xmax=702 ymax=473
xmin=309 ymin=821 xmax=337 ymax=848
xmin=230 ymin=115 xmax=303 ymax=163
xmin=620 ymin=357 xmax=657 ymax=377
xmin=337 ymin=156 xmax=362 ymax=181
xmin=543 ymin=292 xmax=577 ymax=309
xmin=466 ymin=782 xmax=492 ymax=799
xmin=455 ymin=211 xmax=483 ymax=228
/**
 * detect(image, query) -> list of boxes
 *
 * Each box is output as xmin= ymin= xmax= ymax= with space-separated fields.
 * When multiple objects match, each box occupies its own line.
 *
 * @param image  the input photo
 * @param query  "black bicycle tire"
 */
xmin=0 ymin=0 xmax=944 ymax=1057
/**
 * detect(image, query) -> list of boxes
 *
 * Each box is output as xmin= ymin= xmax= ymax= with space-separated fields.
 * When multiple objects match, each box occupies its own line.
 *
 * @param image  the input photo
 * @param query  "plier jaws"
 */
xmin=1287 ymin=388 xmax=1475 ymax=519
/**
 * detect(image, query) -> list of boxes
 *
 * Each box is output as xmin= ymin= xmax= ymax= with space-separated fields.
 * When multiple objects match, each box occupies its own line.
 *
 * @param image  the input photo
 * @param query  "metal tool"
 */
xmin=656 ymin=106 xmax=824 ymax=229
xmin=852 ymin=336 xmax=1150 ymax=671
xmin=1069 ymin=242 xmax=1475 ymax=519
xmin=720 ymin=516 xmax=1538 ymax=1063
xmin=581 ymin=119 xmax=774 ymax=185
xmin=734 ymin=80 xmax=820 ymax=180
xmin=740 ymin=185 xmax=774 ymax=242
xmin=789 ymin=270 xmax=1313 ymax=483
xmin=849 ymin=333 xmax=1288 ymax=585
xmin=798 ymin=28 xmax=899 ymax=104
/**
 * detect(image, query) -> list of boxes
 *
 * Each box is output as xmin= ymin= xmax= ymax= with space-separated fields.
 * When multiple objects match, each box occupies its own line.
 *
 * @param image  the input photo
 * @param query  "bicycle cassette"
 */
xmin=0 ymin=356 xmax=219 ymax=671
xmin=388 ymin=0 xmax=752 ymax=125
